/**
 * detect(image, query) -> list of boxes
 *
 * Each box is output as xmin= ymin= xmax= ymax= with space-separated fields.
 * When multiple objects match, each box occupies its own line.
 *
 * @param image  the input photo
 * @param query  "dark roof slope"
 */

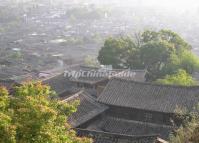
xmin=103 ymin=117 xmax=172 ymax=139
xmin=86 ymin=116 xmax=173 ymax=140
xmin=65 ymin=92 xmax=108 ymax=127
xmin=98 ymin=78 xmax=199 ymax=113
xmin=43 ymin=73 xmax=81 ymax=97
xmin=0 ymin=79 xmax=17 ymax=90
xmin=75 ymin=128 xmax=160 ymax=143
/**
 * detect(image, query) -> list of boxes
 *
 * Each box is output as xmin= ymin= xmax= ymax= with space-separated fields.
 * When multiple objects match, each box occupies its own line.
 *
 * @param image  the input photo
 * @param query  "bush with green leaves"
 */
xmin=156 ymin=69 xmax=197 ymax=86
xmin=0 ymin=82 xmax=91 ymax=143
xmin=170 ymin=105 xmax=199 ymax=143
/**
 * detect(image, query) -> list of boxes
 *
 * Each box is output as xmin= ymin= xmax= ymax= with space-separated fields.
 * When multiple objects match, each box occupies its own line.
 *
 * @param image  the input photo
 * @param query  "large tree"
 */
xmin=98 ymin=30 xmax=199 ymax=81
xmin=0 ymin=82 xmax=91 ymax=143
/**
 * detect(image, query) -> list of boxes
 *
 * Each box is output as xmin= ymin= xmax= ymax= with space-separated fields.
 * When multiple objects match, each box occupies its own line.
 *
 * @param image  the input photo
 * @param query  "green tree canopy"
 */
xmin=0 ymin=82 xmax=91 ymax=143
xmin=140 ymin=40 xmax=175 ymax=80
xmin=98 ymin=37 xmax=137 ymax=68
xmin=155 ymin=69 xmax=197 ymax=86
xmin=142 ymin=30 xmax=191 ymax=51
xmin=98 ymin=29 xmax=199 ymax=81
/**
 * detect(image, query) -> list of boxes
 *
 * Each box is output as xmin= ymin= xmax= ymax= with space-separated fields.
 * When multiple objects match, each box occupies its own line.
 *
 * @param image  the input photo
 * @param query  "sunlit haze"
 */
xmin=1 ymin=0 xmax=199 ymax=142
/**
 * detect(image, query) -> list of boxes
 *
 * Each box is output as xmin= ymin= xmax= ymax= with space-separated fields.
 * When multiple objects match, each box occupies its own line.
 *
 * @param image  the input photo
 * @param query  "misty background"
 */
xmin=0 ymin=0 xmax=199 ymax=78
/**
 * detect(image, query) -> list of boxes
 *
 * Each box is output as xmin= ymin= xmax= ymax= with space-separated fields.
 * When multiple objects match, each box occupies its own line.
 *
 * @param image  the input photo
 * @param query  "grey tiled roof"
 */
xmin=69 ymin=66 xmax=146 ymax=84
xmin=75 ymin=128 xmax=159 ymax=143
xmin=86 ymin=116 xmax=173 ymax=140
xmin=98 ymin=78 xmax=199 ymax=113
xmin=66 ymin=92 xmax=108 ymax=127
xmin=0 ymin=79 xmax=17 ymax=90
xmin=114 ymin=70 xmax=146 ymax=82
xmin=0 ymin=73 xmax=12 ymax=79
xmin=70 ymin=77 xmax=107 ymax=84
xmin=43 ymin=73 xmax=81 ymax=97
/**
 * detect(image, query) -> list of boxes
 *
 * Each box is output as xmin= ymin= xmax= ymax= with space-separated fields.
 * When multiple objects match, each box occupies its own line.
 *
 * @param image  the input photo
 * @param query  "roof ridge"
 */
xmin=70 ymin=108 xmax=107 ymax=127
xmin=107 ymin=116 xmax=173 ymax=128
xmin=63 ymin=90 xmax=108 ymax=109
xmin=0 ymin=79 xmax=15 ymax=82
xmin=111 ymin=77 xmax=199 ymax=89
xmin=81 ymin=92 xmax=109 ymax=109
xmin=61 ymin=90 xmax=84 ymax=102
xmin=81 ymin=91 xmax=97 ymax=100
xmin=75 ymin=128 xmax=159 ymax=138
xmin=42 ymin=72 xmax=65 ymax=82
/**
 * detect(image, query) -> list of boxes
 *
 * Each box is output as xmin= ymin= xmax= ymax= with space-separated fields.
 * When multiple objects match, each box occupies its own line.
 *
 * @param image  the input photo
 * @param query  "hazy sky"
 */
xmin=129 ymin=0 xmax=199 ymax=10
xmin=11 ymin=0 xmax=199 ymax=11
xmin=90 ymin=0 xmax=199 ymax=11
xmin=145 ymin=0 xmax=198 ymax=7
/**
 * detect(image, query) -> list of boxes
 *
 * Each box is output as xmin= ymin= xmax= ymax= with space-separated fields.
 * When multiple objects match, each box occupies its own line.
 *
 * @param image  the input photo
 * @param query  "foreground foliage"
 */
xmin=0 ymin=82 xmax=91 ymax=143
xmin=170 ymin=106 xmax=199 ymax=143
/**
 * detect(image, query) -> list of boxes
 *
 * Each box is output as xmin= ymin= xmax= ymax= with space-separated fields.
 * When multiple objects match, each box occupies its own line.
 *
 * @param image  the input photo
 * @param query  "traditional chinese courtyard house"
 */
xmin=63 ymin=91 xmax=167 ymax=143
xmin=65 ymin=91 xmax=168 ymax=143
xmin=66 ymin=78 xmax=199 ymax=142
xmin=97 ymin=78 xmax=199 ymax=124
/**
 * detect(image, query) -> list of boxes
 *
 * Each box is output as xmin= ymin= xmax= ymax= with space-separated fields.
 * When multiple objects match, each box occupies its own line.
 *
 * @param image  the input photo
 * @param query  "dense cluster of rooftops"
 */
xmin=1 ymin=65 xmax=199 ymax=143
